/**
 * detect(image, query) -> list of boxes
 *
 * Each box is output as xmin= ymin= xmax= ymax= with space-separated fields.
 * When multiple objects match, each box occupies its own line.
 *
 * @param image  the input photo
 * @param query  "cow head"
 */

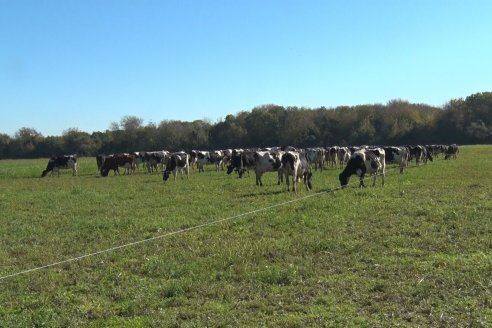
xmin=226 ymin=165 xmax=235 ymax=175
xmin=163 ymin=170 xmax=170 ymax=181
xmin=339 ymin=172 xmax=349 ymax=187
xmin=238 ymin=168 xmax=247 ymax=178
xmin=100 ymin=168 xmax=110 ymax=177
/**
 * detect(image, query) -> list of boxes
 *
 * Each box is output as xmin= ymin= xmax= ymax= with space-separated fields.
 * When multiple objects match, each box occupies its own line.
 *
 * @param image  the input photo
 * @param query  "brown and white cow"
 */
xmin=100 ymin=153 xmax=136 ymax=176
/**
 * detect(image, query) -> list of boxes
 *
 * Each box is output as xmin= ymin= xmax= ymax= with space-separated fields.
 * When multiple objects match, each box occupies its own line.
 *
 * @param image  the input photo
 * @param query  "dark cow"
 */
xmin=408 ymin=145 xmax=433 ymax=166
xmin=227 ymin=150 xmax=256 ymax=178
xmin=281 ymin=151 xmax=312 ymax=192
xmin=383 ymin=146 xmax=409 ymax=173
xmin=41 ymin=155 xmax=78 ymax=177
xmin=339 ymin=148 xmax=385 ymax=188
xmin=444 ymin=144 xmax=459 ymax=160
xmin=163 ymin=152 xmax=189 ymax=181
xmin=96 ymin=154 xmax=106 ymax=171
xmin=100 ymin=153 xmax=136 ymax=177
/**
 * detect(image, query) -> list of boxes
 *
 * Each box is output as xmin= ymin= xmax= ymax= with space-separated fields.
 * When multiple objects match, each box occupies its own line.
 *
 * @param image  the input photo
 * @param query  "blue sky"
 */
xmin=1 ymin=0 xmax=491 ymax=137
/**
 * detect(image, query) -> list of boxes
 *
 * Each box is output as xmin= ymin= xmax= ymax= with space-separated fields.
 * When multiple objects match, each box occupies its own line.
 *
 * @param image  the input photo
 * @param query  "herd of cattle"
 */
xmin=40 ymin=144 xmax=460 ymax=191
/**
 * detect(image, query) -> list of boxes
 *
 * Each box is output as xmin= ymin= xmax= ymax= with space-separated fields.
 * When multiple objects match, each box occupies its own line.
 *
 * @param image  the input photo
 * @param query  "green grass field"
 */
xmin=1 ymin=146 xmax=491 ymax=327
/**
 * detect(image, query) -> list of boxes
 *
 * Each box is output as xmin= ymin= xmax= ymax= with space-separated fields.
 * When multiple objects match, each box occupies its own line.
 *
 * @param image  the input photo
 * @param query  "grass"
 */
xmin=0 ymin=145 xmax=491 ymax=327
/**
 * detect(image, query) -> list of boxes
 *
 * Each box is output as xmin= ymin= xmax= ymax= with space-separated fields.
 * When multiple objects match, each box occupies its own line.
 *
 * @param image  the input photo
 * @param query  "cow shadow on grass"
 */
xmin=239 ymin=190 xmax=284 ymax=198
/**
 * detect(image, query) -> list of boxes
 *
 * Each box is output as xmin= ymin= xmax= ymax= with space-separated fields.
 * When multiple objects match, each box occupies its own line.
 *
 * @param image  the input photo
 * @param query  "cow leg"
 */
xmin=284 ymin=173 xmax=290 ymax=191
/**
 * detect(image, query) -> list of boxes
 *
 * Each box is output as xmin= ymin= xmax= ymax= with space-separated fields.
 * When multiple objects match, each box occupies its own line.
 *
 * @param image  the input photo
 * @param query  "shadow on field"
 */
xmin=239 ymin=190 xmax=284 ymax=198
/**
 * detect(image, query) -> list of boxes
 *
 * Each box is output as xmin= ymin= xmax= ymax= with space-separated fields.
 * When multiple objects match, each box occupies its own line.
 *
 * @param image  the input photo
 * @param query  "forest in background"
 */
xmin=1 ymin=91 xmax=490 ymax=159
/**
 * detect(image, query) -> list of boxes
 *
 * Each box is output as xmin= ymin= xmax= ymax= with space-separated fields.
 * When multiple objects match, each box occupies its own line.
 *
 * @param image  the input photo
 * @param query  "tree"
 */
xmin=13 ymin=127 xmax=43 ymax=157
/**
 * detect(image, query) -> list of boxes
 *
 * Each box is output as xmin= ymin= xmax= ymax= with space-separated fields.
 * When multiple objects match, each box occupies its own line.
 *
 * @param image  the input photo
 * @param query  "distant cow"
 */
xmin=384 ymin=146 xmax=409 ymax=174
xmin=281 ymin=151 xmax=312 ymax=192
xmin=325 ymin=146 xmax=339 ymax=169
xmin=408 ymin=145 xmax=433 ymax=166
xmin=190 ymin=150 xmax=210 ymax=172
xmin=163 ymin=152 xmax=189 ymax=181
xmin=444 ymin=144 xmax=459 ymax=160
xmin=338 ymin=147 xmax=351 ymax=169
xmin=96 ymin=154 xmax=106 ymax=171
xmin=100 ymin=153 xmax=136 ymax=176
xmin=41 ymin=155 xmax=78 ymax=177
xmin=143 ymin=151 xmax=168 ymax=173
xmin=339 ymin=148 xmax=385 ymax=188
xmin=305 ymin=148 xmax=325 ymax=171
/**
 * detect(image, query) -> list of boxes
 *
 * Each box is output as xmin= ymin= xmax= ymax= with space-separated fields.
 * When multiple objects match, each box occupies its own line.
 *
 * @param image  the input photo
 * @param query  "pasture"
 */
xmin=0 ymin=145 xmax=491 ymax=327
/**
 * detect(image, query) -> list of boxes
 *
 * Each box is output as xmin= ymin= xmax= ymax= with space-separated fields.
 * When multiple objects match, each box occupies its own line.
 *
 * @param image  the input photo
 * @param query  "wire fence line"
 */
xmin=0 ymin=161 xmax=434 ymax=282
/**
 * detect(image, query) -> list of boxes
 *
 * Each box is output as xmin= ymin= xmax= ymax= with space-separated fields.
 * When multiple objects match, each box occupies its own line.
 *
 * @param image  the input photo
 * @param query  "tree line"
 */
xmin=1 ymin=92 xmax=491 ymax=159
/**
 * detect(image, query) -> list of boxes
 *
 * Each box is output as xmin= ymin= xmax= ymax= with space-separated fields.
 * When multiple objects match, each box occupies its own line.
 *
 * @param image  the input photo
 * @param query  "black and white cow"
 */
xmin=338 ymin=147 xmax=351 ymax=169
xmin=339 ymin=148 xmax=385 ymax=188
xmin=41 ymin=155 xmax=78 ymax=177
xmin=253 ymin=151 xmax=283 ymax=186
xmin=163 ymin=152 xmax=190 ymax=181
xmin=383 ymin=146 xmax=409 ymax=174
xmin=190 ymin=150 xmax=210 ymax=172
xmin=281 ymin=151 xmax=312 ymax=192
xmin=226 ymin=150 xmax=256 ymax=178
xmin=143 ymin=151 xmax=168 ymax=173
xmin=220 ymin=149 xmax=233 ymax=170
xmin=305 ymin=148 xmax=325 ymax=171
xmin=408 ymin=145 xmax=433 ymax=166
xmin=325 ymin=146 xmax=339 ymax=169
xmin=209 ymin=150 xmax=224 ymax=172
xmin=444 ymin=144 xmax=459 ymax=160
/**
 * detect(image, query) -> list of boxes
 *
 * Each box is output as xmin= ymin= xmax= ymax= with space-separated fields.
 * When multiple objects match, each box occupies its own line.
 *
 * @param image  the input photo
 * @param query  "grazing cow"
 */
xmin=444 ymin=144 xmax=459 ymax=160
xmin=253 ymin=151 xmax=283 ymax=186
xmin=163 ymin=152 xmax=189 ymax=181
xmin=339 ymin=148 xmax=385 ymax=188
xmin=100 ymin=153 xmax=136 ymax=176
xmin=383 ymin=146 xmax=409 ymax=174
xmin=281 ymin=151 xmax=312 ymax=192
xmin=41 ymin=155 xmax=78 ymax=177
xmin=227 ymin=150 xmax=256 ymax=177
